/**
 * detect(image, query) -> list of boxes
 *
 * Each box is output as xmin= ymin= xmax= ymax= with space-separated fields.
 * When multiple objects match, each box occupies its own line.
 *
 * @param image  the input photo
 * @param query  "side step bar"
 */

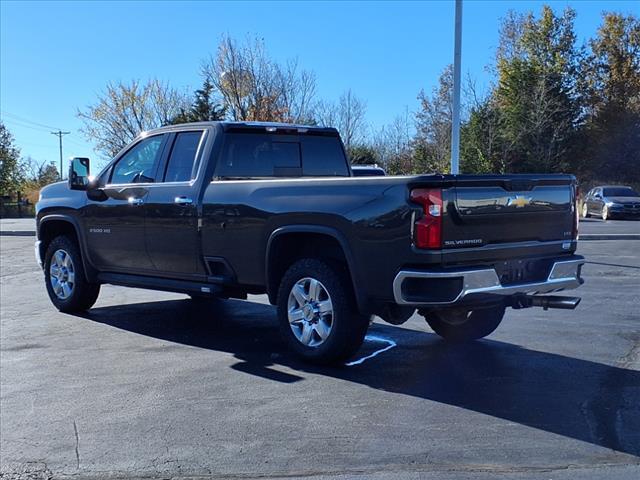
xmin=511 ymin=294 xmax=581 ymax=310
xmin=97 ymin=272 xmax=223 ymax=297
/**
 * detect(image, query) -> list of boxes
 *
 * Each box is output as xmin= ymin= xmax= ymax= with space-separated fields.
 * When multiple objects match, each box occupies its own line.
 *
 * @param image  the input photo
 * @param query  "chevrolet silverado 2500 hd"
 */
xmin=36 ymin=121 xmax=584 ymax=363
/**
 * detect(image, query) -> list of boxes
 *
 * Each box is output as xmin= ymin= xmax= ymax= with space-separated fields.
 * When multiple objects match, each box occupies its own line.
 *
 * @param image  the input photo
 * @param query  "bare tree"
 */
xmin=24 ymin=156 xmax=59 ymax=186
xmin=315 ymin=89 xmax=367 ymax=152
xmin=203 ymin=35 xmax=317 ymax=123
xmin=413 ymin=65 xmax=454 ymax=173
xmin=373 ymin=110 xmax=413 ymax=174
xmin=78 ymin=79 xmax=190 ymax=158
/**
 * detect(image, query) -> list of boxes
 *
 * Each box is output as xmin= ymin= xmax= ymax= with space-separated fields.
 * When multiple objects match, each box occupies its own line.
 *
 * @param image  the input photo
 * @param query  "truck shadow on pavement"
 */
xmin=78 ymin=297 xmax=640 ymax=459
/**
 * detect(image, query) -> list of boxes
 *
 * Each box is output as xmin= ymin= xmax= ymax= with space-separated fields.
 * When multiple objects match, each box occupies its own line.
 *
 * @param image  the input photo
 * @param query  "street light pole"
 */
xmin=450 ymin=0 xmax=463 ymax=175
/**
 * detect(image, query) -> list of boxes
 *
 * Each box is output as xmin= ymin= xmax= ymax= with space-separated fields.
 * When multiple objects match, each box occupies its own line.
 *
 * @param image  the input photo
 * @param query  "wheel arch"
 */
xmin=265 ymin=225 xmax=365 ymax=312
xmin=38 ymin=214 xmax=97 ymax=282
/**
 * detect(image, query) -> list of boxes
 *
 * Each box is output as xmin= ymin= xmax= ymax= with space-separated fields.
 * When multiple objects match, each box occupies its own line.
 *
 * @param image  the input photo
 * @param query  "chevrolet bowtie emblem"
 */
xmin=507 ymin=195 xmax=532 ymax=208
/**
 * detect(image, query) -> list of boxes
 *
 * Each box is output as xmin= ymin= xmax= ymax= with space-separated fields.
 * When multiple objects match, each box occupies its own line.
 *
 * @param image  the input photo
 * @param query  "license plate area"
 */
xmin=493 ymin=258 xmax=554 ymax=285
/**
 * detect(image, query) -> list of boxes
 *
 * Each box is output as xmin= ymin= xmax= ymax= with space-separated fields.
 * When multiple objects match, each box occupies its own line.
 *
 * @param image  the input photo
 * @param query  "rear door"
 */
xmin=443 ymin=175 xmax=577 ymax=248
xmin=144 ymin=129 xmax=208 ymax=277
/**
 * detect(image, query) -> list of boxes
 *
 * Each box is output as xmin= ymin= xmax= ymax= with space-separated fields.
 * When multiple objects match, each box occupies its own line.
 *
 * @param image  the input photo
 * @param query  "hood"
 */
xmin=39 ymin=180 xmax=67 ymax=198
xmin=605 ymin=196 xmax=640 ymax=204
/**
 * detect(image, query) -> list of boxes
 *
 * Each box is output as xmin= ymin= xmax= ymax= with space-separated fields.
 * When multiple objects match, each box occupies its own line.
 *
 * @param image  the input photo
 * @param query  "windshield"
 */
xmin=603 ymin=187 xmax=639 ymax=197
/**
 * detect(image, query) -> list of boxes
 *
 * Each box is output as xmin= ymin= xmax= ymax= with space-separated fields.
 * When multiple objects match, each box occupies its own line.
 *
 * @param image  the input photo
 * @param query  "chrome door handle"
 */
xmin=128 ymin=197 xmax=144 ymax=206
xmin=174 ymin=196 xmax=193 ymax=205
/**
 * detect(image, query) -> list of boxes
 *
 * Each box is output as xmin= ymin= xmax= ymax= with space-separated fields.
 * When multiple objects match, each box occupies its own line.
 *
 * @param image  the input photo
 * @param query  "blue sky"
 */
xmin=1 ymin=0 xmax=638 ymax=169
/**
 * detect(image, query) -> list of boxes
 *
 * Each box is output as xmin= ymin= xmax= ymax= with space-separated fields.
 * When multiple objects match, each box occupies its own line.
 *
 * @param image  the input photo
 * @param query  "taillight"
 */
xmin=410 ymin=188 xmax=443 ymax=249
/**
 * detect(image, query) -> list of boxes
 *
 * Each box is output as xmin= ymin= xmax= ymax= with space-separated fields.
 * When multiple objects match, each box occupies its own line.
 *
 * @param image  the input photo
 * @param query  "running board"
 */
xmin=97 ymin=272 xmax=223 ymax=297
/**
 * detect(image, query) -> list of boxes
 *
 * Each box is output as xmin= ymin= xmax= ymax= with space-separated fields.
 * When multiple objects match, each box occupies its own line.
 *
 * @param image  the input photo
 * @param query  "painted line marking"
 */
xmin=346 ymin=334 xmax=397 ymax=366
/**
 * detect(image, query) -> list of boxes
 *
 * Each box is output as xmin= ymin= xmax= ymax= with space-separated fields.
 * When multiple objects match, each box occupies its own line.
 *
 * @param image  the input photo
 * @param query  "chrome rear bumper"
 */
xmin=393 ymin=258 xmax=584 ymax=306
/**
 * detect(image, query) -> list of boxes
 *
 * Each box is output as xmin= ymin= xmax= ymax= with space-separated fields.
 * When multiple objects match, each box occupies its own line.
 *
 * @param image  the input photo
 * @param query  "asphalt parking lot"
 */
xmin=1 ymin=232 xmax=639 ymax=479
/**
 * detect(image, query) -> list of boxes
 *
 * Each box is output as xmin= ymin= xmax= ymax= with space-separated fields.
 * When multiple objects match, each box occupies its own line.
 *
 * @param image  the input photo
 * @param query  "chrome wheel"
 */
xmin=287 ymin=277 xmax=333 ymax=347
xmin=49 ymin=249 xmax=75 ymax=300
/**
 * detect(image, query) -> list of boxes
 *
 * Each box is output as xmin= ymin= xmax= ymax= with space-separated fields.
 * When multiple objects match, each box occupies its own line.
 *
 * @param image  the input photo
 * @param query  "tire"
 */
xmin=582 ymin=203 xmax=590 ymax=218
xmin=423 ymin=305 xmax=505 ymax=343
xmin=276 ymin=258 xmax=369 ymax=365
xmin=602 ymin=205 xmax=609 ymax=221
xmin=44 ymin=235 xmax=100 ymax=313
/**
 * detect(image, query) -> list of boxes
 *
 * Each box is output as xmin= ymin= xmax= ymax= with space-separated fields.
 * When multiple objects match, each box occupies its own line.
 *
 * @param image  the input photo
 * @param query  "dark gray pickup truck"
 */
xmin=36 ymin=121 xmax=584 ymax=363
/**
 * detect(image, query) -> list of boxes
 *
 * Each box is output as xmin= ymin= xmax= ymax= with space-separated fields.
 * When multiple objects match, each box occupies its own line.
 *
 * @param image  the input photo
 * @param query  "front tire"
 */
xmin=582 ymin=203 xmax=590 ymax=218
xmin=602 ymin=205 xmax=609 ymax=221
xmin=423 ymin=305 xmax=505 ymax=343
xmin=277 ymin=258 xmax=369 ymax=365
xmin=44 ymin=235 xmax=100 ymax=313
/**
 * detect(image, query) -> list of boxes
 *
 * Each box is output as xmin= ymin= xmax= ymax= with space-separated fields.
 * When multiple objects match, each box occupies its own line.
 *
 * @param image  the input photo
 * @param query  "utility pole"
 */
xmin=51 ymin=130 xmax=70 ymax=180
xmin=450 ymin=0 xmax=463 ymax=175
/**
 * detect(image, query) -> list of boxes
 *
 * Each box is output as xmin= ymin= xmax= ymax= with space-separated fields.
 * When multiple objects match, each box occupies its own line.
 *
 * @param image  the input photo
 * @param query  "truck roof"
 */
xmin=145 ymin=121 xmax=339 ymax=136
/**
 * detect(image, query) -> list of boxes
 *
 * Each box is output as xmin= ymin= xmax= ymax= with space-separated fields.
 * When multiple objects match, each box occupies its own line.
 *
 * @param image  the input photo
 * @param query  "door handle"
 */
xmin=128 ymin=197 xmax=144 ymax=206
xmin=174 ymin=196 xmax=193 ymax=205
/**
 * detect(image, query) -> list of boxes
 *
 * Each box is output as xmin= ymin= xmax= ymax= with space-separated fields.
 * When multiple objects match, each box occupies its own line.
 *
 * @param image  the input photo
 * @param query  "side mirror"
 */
xmin=69 ymin=157 xmax=91 ymax=190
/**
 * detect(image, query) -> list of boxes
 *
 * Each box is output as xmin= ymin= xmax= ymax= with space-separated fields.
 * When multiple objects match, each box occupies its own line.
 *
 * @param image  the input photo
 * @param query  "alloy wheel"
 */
xmin=287 ymin=277 xmax=334 ymax=347
xmin=49 ymin=249 xmax=75 ymax=300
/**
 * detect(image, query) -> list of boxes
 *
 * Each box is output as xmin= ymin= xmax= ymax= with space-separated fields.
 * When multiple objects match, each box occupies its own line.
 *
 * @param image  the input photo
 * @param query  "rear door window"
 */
xmin=163 ymin=131 xmax=204 ymax=182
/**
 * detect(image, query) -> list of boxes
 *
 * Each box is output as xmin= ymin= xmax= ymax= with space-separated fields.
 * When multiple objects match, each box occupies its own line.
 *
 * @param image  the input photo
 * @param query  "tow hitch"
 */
xmin=511 ymin=295 xmax=581 ymax=310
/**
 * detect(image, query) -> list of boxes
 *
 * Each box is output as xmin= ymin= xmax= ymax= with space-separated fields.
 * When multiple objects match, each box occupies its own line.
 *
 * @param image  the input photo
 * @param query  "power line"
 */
xmin=51 ymin=130 xmax=71 ymax=180
xmin=1 ymin=117 xmax=52 ymax=133
xmin=1 ymin=110 xmax=61 ymax=131
xmin=65 ymin=137 xmax=88 ymax=148
xmin=1 ymin=113 xmax=90 ymax=156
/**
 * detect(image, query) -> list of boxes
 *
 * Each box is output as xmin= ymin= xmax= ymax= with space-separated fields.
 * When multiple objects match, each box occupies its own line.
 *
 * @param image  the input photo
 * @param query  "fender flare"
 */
xmin=39 ymin=213 xmax=98 ymax=282
xmin=265 ymin=225 xmax=365 ymax=312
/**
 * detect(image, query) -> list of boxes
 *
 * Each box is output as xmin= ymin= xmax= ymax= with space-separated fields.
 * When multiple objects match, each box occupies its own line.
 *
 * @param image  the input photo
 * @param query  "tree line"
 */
xmin=2 ymin=5 xmax=638 ymax=203
xmin=1 ymin=122 xmax=59 ymax=206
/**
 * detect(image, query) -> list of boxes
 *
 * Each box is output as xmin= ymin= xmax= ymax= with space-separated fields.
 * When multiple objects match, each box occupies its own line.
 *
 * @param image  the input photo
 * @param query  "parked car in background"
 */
xmin=582 ymin=185 xmax=640 ymax=220
xmin=351 ymin=164 xmax=386 ymax=176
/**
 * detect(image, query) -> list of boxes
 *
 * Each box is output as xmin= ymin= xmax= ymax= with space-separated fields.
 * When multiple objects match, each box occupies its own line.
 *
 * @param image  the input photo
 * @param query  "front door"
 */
xmin=144 ymin=130 xmax=206 ymax=277
xmin=83 ymin=134 xmax=167 ymax=273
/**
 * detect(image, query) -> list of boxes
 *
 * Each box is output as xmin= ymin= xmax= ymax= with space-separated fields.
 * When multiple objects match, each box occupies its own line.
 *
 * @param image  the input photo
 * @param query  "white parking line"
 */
xmin=346 ymin=334 xmax=397 ymax=366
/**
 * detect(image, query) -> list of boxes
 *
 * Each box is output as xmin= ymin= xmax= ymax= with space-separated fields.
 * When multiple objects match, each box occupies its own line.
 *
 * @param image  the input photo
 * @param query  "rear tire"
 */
xmin=277 ymin=258 xmax=369 ymax=365
xmin=44 ymin=235 xmax=100 ymax=313
xmin=423 ymin=305 xmax=505 ymax=343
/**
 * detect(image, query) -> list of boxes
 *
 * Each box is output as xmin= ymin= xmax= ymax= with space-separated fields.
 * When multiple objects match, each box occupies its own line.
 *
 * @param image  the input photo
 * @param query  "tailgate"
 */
xmin=442 ymin=175 xmax=577 ymax=248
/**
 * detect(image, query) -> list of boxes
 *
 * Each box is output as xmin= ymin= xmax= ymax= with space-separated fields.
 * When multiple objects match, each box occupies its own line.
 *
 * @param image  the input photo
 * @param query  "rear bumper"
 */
xmin=393 ymin=256 xmax=584 ymax=306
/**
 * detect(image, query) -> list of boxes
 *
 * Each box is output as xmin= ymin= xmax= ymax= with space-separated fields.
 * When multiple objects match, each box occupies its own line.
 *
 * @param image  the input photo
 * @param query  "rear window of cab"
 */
xmin=216 ymin=133 xmax=349 ymax=178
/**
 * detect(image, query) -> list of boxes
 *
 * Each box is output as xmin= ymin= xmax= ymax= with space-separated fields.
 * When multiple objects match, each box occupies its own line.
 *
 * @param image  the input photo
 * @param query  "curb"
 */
xmin=580 ymin=234 xmax=640 ymax=241
xmin=0 ymin=231 xmax=36 ymax=237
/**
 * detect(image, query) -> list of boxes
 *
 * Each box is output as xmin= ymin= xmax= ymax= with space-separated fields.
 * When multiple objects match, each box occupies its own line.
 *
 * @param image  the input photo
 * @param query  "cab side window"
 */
xmin=163 ymin=131 xmax=204 ymax=182
xmin=110 ymin=135 xmax=165 ymax=184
